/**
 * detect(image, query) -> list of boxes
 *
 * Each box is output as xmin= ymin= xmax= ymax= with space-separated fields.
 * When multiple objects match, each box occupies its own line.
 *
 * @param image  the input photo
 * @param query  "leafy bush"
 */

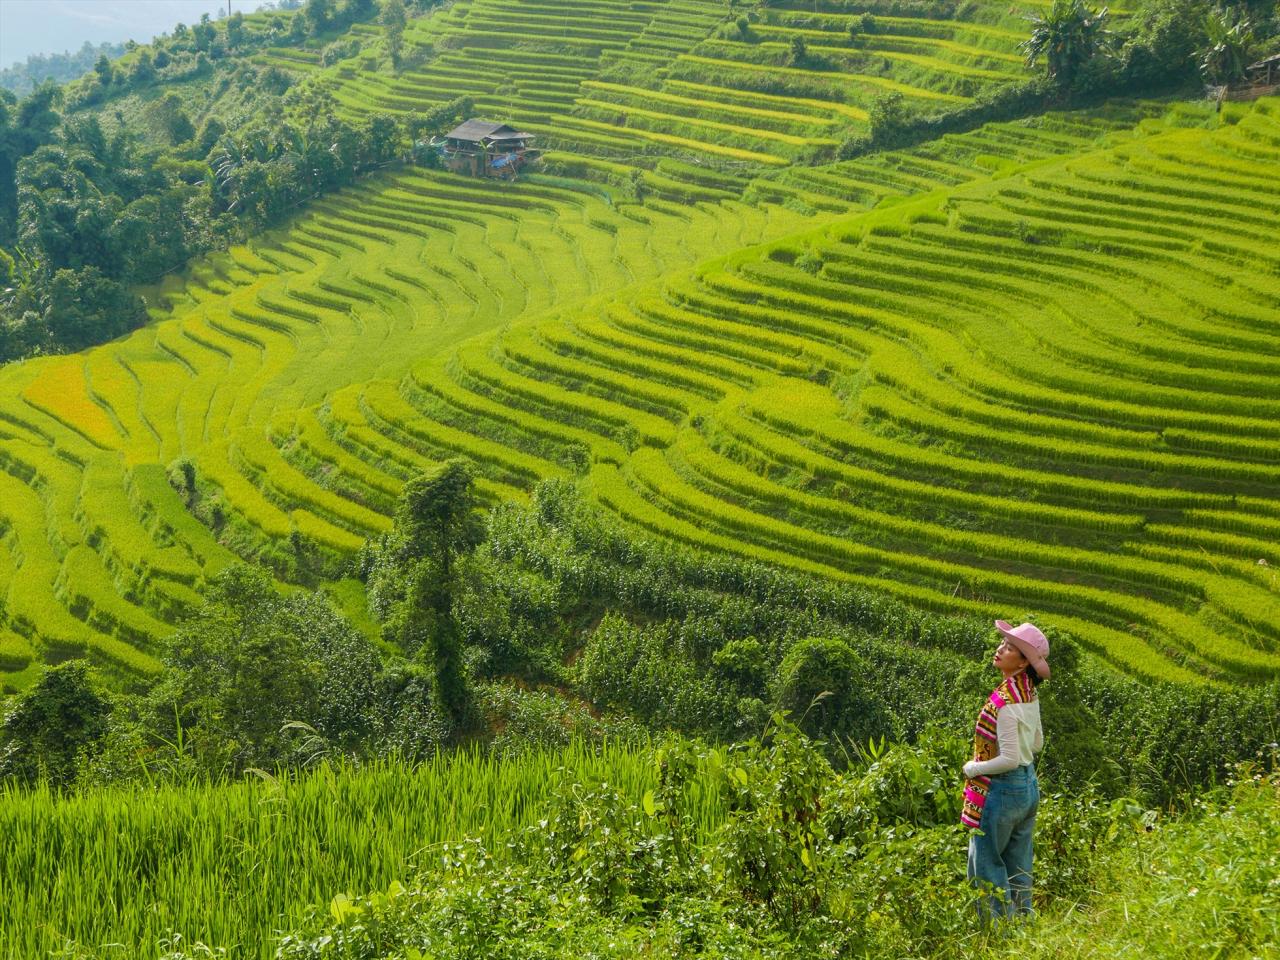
xmin=774 ymin=637 xmax=889 ymax=750
xmin=0 ymin=660 xmax=111 ymax=789
xmin=823 ymin=732 xmax=966 ymax=842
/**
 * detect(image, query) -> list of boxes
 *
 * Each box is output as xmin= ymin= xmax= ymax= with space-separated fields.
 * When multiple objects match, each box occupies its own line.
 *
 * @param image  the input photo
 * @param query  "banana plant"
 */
xmin=1199 ymin=7 xmax=1257 ymax=86
xmin=1020 ymin=0 xmax=1111 ymax=89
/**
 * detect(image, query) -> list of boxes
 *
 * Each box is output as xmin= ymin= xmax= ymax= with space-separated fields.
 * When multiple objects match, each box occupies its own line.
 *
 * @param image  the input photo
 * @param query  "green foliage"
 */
xmin=1020 ymin=0 xmax=1113 ymax=88
xmin=0 ymin=660 xmax=111 ymax=789
xmin=397 ymin=459 xmax=481 ymax=572
xmin=226 ymin=12 xmax=247 ymax=49
xmin=405 ymin=96 xmax=473 ymax=143
xmin=365 ymin=460 xmax=483 ymax=730
xmin=130 ymin=49 xmax=157 ymax=85
xmin=711 ymin=716 xmax=831 ymax=922
xmin=1005 ymin=755 xmax=1280 ymax=958
xmin=382 ymin=0 xmax=408 ymax=69
xmin=775 ymin=637 xmax=889 ymax=749
xmin=305 ymin=0 xmax=336 ymax=34
xmin=8 ymin=680 xmax=1279 ymax=960
xmin=7 ymin=743 xmax=657 ymax=960
xmin=824 ymin=732 xmax=966 ymax=842
xmin=839 ymin=78 xmax=1055 ymax=159
xmin=867 ymin=90 xmax=912 ymax=147
xmin=480 ymin=684 xmax=644 ymax=759
xmin=269 ymin=728 xmax=1218 ymax=960
xmin=789 ymin=34 xmax=808 ymax=66
xmin=154 ymin=91 xmax=197 ymax=146
xmin=711 ymin=636 xmax=769 ymax=700
xmin=1119 ymin=0 xmax=1212 ymax=89
xmin=40 ymin=266 xmax=149 ymax=351
xmin=1200 ymin=6 xmax=1259 ymax=83
xmin=143 ymin=564 xmax=383 ymax=774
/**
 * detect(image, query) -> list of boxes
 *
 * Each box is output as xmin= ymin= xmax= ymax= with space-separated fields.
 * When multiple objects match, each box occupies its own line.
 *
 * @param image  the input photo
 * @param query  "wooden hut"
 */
xmin=440 ymin=120 xmax=537 ymax=178
xmin=1246 ymin=52 xmax=1280 ymax=88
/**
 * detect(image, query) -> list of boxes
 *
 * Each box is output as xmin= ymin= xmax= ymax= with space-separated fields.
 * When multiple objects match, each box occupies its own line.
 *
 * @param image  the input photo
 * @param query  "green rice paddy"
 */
xmin=2 ymin=744 xmax=688 ymax=959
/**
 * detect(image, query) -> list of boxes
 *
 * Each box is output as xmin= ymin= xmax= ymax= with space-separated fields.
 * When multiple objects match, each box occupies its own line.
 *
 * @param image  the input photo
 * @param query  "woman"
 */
xmin=961 ymin=620 xmax=1050 ymax=921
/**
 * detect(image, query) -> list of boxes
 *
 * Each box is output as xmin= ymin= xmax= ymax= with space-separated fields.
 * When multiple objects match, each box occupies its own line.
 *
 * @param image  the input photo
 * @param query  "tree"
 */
xmin=1021 ymin=0 xmax=1112 ymax=89
xmin=93 ymin=53 xmax=115 ymax=87
xmin=398 ymin=458 xmax=481 ymax=582
xmin=129 ymin=49 xmax=156 ymax=84
xmin=1200 ymin=7 xmax=1257 ymax=84
xmin=155 ymin=91 xmax=196 ymax=145
xmin=305 ymin=0 xmax=336 ymax=34
xmin=226 ymin=11 xmax=247 ymax=48
xmin=0 ymin=660 xmax=112 ymax=788
xmin=288 ymin=10 xmax=310 ymax=42
xmin=1119 ymin=0 xmax=1211 ymax=90
xmin=196 ymin=115 xmax=227 ymax=157
xmin=868 ymin=91 xmax=912 ymax=146
xmin=43 ymin=266 xmax=146 ymax=350
xmin=147 ymin=565 xmax=382 ymax=773
xmin=789 ymin=34 xmax=807 ymax=65
xmin=382 ymin=0 xmax=408 ymax=69
xmin=361 ymin=113 xmax=401 ymax=164
xmin=381 ymin=459 xmax=482 ymax=728
xmin=192 ymin=13 xmax=217 ymax=52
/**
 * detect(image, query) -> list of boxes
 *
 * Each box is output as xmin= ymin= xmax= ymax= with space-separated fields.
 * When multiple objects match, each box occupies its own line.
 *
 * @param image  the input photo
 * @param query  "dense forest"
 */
xmin=0 ymin=0 xmax=448 ymax=363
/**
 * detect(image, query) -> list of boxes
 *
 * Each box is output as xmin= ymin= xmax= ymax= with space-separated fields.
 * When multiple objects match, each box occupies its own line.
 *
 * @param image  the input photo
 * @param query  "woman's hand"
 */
xmin=963 ymin=760 xmax=980 ymax=779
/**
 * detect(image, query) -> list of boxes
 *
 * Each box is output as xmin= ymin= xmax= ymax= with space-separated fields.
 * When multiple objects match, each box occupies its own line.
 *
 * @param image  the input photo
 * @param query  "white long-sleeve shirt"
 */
xmin=963 ymin=701 xmax=1043 ymax=778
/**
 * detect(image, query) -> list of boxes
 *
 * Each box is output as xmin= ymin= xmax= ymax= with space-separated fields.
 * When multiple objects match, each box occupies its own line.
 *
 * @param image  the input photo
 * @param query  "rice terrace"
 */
xmin=1 ymin=0 xmax=1279 ymax=956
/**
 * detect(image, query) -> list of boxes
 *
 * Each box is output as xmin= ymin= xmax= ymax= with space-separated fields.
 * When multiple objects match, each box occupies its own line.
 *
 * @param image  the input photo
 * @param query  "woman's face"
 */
xmin=993 ymin=637 xmax=1028 ymax=674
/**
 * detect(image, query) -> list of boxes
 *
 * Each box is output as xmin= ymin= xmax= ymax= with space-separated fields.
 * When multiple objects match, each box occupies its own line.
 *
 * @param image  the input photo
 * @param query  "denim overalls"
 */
xmin=966 ymin=761 xmax=1039 ymax=919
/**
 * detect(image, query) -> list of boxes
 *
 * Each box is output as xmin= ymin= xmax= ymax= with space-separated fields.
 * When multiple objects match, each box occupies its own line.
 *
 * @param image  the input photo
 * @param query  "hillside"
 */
xmin=0 ymin=0 xmax=1279 ymax=695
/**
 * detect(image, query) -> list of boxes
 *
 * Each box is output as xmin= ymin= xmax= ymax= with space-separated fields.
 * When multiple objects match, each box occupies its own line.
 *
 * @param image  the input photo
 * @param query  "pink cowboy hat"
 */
xmin=995 ymin=620 xmax=1051 ymax=680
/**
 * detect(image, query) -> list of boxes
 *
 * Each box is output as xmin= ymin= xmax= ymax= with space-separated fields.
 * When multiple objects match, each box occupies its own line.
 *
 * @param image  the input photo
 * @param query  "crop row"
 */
xmin=624 ymin=446 xmax=1279 ymax=678
xmin=716 ymin=407 xmax=1145 ymax=536
xmin=670 ymin=429 xmax=1205 ymax=600
xmin=415 ymin=353 xmax=629 ymax=467
xmin=588 ymin=461 xmax=1200 ymax=686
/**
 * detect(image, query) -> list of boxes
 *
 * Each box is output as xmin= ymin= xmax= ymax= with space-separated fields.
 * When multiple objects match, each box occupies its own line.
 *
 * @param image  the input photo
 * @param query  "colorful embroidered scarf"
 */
xmin=960 ymin=669 xmax=1037 ymax=829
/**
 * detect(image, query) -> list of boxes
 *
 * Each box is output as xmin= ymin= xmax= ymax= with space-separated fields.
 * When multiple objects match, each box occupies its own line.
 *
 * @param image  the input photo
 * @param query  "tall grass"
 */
xmin=2 ymin=742 xmax=721 ymax=960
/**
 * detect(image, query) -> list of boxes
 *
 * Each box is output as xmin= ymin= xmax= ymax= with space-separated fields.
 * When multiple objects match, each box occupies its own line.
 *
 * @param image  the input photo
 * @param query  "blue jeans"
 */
xmin=967 ymin=762 xmax=1038 ymax=921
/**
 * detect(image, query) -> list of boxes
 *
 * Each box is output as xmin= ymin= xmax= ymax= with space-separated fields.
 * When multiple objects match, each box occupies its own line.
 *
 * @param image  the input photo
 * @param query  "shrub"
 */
xmin=823 ymin=731 xmax=966 ymax=842
xmin=0 ymin=660 xmax=112 ymax=789
xmin=711 ymin=636 xmax=769 ymax=699
xmin=789 ymin=35 xmax=808 ymax=65
xmin=774 ymin=637 xmax=888 ymax=750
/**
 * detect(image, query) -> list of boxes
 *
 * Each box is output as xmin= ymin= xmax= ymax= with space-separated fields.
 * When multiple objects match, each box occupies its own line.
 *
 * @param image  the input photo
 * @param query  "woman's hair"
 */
xmin=1024 ymin=663 xmax=1044 ymax=687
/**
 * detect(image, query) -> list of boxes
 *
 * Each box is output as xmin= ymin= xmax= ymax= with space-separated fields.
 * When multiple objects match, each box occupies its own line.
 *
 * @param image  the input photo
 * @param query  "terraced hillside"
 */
xmin=1 ymin=0 xmax=1277 ymax=693
xmin=0 ymin=160 xmax=815 ymax=688
xmin=258 ymin=99 xmax=1280 ymax=688
xmin=557 ymin=100 xmax=1280 ymax=686
xmin=269 ymin=0 xmax=1111 ymax=194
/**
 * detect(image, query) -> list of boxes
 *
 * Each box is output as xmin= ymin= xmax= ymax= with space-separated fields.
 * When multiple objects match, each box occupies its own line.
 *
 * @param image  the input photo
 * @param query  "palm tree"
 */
xmin=1020 ymin=0 xmax=1111 ymax=89
xmin=1199 ymin=7 xmax=1257 ymax=87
